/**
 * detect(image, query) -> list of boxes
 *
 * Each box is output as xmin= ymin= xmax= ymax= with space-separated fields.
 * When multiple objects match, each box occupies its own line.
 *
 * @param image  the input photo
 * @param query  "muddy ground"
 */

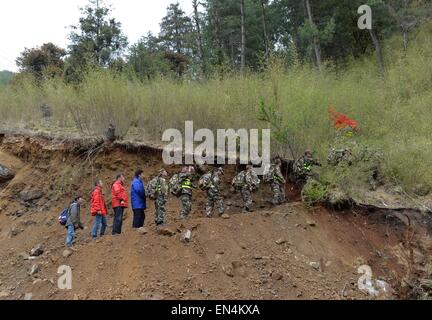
xmin=0 ymin=133 xmax=431 ymax=300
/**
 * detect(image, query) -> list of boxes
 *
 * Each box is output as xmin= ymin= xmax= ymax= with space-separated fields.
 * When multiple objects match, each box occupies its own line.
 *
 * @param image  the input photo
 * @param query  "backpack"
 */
xmin=146 ymin=177 xmax=160 ymax=200
xmin=58 ymin=207 xmax=69 ymax=226
xmin=169 ymin=173 xmax=182 ymax=197
xmin=199 ymin=173 xmax=213 ymax=190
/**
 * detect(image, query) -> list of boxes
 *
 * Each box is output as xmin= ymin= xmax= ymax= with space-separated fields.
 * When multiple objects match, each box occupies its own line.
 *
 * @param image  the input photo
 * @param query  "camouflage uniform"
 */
xmin=327 ymin=148 xmax=353 ymax=166
xmin=179 ymin=172 xmax=193 ymax=219
xmin=154 ymin=176 xmax=168 ymax=226
xmin=233 ymin=169 xmax=260 ymax=212
xmin=205 ymin=172 xmax=225 ymax=217
xmin=293 ymin=154 xmax=321 ymax=183
xmin=269 ymin=164 xmax=286 ymax=205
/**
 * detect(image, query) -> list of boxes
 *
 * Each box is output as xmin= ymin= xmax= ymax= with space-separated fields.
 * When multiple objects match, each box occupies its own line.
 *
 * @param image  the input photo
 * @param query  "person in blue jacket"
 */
xmin=131 ymin=168 xmax=147 ymax=228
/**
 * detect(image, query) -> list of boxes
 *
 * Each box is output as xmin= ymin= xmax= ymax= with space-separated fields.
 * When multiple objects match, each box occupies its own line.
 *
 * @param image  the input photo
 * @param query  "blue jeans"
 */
xmin=92 ymin=214 xmax=107 ymax=239
xmin=66 ymin=225 xmax=75 ymax=247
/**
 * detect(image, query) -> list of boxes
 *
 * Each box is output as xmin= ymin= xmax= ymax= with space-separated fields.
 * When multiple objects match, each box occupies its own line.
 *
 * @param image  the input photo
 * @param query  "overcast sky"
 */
xmin=0 ymin=0 xmax=193 ymax=71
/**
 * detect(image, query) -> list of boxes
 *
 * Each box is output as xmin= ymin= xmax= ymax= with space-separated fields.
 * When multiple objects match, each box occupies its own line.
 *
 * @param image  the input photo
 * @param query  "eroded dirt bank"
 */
xmin=0 ymin=132 xmax=431 ymax=300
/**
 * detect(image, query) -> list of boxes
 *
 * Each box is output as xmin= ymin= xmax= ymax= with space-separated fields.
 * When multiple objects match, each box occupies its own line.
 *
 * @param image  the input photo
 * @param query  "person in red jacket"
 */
xmin=111 ymin=173 xmax=128 ymax=235
xmin=90 ymin=179 xmax=108 ymax=239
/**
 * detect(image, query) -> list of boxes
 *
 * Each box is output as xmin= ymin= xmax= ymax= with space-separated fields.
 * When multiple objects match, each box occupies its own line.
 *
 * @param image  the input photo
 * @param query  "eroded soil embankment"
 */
xmin=0 ymin=132 xmax=431 ymax=300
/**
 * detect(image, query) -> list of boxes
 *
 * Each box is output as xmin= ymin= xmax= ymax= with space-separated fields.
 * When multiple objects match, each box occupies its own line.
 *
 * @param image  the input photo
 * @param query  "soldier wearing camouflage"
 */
xmin=293 ymin=150 xmax=321 ymax=183
xmin=233 ymin=165 xmax=260 ymax=212
xmin=178 ymin=166 xmax=195 ymax=219
xmin=154 ymin=169 xmax=169 ymax=226
xmin=203 ymin=167 xmax=225 ymax=218
xmin=269 ymin=158 xmax=286 ymax=205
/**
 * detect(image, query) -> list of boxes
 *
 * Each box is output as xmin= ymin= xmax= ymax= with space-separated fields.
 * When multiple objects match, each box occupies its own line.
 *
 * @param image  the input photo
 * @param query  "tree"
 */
xmin=240 ymin=0 xmax=246 ymax=73
xmin=66 ymin=0 xmax=128 ymax=81
xmin=304 ymin=0 xmax=322 ymax=68
xmin=15 ymin=43 xmax=66 ymax=79
xmin=159 ymin=3 xmax=194 ymax=55
xmin=192 ymin=0 xmax=207 ymax=73
xmin=127 ymin=33 xmax=171 ymax=81
xmin=385 ymin=0 xmax=431 ymax=50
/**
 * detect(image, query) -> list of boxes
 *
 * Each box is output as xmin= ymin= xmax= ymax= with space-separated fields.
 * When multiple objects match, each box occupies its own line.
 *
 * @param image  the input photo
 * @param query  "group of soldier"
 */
xmin=147 ymin=149 xmax=320 ymax=226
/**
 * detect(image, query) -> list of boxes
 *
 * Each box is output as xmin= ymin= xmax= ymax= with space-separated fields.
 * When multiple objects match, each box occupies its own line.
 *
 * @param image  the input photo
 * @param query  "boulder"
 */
xmin=0 ymin=164 xmax=14 ymax=182
xmin=19 ymin=190 xmax=44 ymax=202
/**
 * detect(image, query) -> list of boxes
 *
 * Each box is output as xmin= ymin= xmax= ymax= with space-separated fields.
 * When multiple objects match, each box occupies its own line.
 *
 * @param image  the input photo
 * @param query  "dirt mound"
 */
xmin=0 ymin=133 xmax=431 ymax=300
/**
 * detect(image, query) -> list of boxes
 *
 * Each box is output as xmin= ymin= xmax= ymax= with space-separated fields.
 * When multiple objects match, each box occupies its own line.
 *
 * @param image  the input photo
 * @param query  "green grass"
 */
xmin=0 ymin=23 xmax=431 ymax=193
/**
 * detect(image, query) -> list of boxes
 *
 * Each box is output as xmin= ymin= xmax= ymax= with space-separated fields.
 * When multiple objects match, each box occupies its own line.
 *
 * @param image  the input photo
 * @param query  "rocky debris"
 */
xmin=309 ymin=261 xmax=321 ymax=271
xmin=271 ymin=272 xmax=284 ymax=281
xmin=138 ymin=227 xmax=148 ymax=235
xmin=221 ymin=214 xmax=230 ymax=219
xmin=10 ymin=210 xmax=25 ymax=217
xmin=18 ymin=252 xmax=30 ymax=261
xmin=232 ymin=261 xmax=247 ymax=277
xmin=18 ymin=190 xmax=44 ymax=203
xmin=222 ymin=264 xmax=234 ymax=277
xmin=29 ymin=264 xmax=40 ymax=276
xmin=0 ymin=163 xmax=14 ymax=182
xmin=181 ymin=230 xmax=192 ymax=243
xmin=307 ymin=220 xmax=317 ymax=227
xmin=199 ymin=288 xmax=210 ymax=297
xmin=0 ymin=290 xmax=10 ymax=298
xmin=9 ymin=227 xmax=24 ymax=238
xmin=30 ymin=244 xmax=44 ymax=257
xmin=157 ymin=227 xmax=176 ymax=237
xmin=62 ymin=249 xmax=73 ymax=258
xmin=275 ymin=238 xmax=286 ymax=245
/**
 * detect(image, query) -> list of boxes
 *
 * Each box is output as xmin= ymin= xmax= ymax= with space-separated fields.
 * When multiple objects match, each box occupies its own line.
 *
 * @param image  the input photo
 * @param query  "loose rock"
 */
xmin=29 ymin=264 xmax=40 ymax=276
xmin=138 ymin=227 xmax=148 ymax=235
xmin=157 ymin=227 xmax=176 ymax=237
xmin=30 ymin=244 xmax=44 ymax=257
xmin=62 ymin=249 xmax=73 ymax=258
xmin=181 ymin=230 xmax=192 ymax=243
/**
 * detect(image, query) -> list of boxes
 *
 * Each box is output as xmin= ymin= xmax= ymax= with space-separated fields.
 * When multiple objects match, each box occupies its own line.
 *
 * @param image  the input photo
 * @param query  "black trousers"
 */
xmin=132 ymin=209 xmax=145 ymax=228
xmin=112 ymin=207 xmax=124 ymax=235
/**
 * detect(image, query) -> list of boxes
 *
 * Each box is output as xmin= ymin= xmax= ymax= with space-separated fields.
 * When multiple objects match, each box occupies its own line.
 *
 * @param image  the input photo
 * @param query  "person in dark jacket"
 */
xmin=90 ymin=180 xmax=108 ymax=239
xmin=111 ymin=173 xmax=129 ymax=235
xmin=65 ymin=195 xmax=84 ymax=248
xmin=131 ymin=168 xmax=147 ymax=228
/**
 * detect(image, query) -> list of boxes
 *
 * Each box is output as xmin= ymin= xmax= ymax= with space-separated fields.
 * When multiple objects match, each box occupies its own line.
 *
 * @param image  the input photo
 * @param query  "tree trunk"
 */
xmin=368 ymin=29 xmax=385 ymax=78
xmin=260 ymin=0 xmax=270 ymax=59
xmin=240 ymin=0 xmax=246 ymax=74
xmin=304 ymin=0 xmax=322 ymax=69
xmin=192 ymin=0 xmax=206 ymax=73
xmin=214 ymin=0 xmax=224 ymax=65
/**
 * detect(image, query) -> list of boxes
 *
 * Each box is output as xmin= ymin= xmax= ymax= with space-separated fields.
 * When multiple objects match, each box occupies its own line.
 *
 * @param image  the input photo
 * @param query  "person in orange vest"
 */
xmin=111 ymin=173 xmax=129 ymax=235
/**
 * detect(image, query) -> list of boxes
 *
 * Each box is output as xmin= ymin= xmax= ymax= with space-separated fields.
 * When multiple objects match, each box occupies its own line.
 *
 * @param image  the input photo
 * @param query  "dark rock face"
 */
xmin=18 ymin=190 xmax=44 ymax=202
xmin=0 ymin=163 xmax=14 ymax=182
